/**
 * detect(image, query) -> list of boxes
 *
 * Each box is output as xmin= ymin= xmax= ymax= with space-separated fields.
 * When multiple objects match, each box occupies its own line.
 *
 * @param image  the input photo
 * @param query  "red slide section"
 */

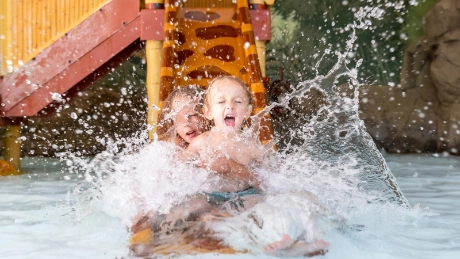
xmin=0 ymin=0 xmax=142 ymax=123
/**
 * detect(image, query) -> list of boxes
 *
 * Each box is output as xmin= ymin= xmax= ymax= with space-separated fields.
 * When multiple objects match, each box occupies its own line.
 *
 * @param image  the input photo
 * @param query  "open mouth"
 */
xmin=185 ymin=130 xmax=196 ymax=138
xmin=224 ymin=115 xmax=235 ymax=127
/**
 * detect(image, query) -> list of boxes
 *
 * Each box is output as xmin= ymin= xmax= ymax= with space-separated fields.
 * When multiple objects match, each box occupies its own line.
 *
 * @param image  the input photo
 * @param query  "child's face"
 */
xmin=172 ymin=95 xmax=204 ymax=144
xmin=205 ymin=79 xmax=252 ymax=129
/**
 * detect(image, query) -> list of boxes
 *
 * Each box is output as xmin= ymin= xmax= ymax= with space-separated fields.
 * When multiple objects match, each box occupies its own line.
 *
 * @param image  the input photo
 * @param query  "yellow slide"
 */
xmin=131 ymin=0 xmax=272 ymax=255
xmin=0 ymin=159 xmax=22 ymax=176
xmin=159 ymin=0 xmax=273 ymax=144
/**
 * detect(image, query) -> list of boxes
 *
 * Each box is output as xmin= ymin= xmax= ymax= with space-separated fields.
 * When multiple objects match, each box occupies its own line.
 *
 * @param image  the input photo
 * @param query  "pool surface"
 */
xmin=0 ymin=154 xmax=459 ymax=258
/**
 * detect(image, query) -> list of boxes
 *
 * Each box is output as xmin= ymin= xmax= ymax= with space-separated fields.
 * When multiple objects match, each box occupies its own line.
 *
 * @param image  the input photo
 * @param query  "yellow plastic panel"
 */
xmin=182 ymin=0 xmax=233 ymax=8
xmin=0 ymin=0 xmax=109 ymax=75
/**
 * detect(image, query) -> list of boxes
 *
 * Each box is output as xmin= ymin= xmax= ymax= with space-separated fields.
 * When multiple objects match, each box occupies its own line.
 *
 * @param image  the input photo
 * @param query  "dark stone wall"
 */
xmin=1 ymin=86 xmax=147 ymax=157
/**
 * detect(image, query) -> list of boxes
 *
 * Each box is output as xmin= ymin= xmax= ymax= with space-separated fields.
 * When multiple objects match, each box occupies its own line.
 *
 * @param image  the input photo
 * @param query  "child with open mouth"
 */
xmin=186 ymin=76 xmax=330 ymax=257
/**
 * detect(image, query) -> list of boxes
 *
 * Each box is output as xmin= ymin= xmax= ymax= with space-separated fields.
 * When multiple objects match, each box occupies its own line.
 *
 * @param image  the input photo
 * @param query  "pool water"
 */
xmin=0 ymin=154 xmax=459 ymax=259
xmin=381 ymin=154 xmax=460 ymax=258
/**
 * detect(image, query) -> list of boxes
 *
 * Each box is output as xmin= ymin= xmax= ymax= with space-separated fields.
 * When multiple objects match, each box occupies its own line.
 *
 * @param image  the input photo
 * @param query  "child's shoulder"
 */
xmin=186 ymin=131 xmax=211 ymax=152
xmin=196 ymin=131 xmax=211 ymax=140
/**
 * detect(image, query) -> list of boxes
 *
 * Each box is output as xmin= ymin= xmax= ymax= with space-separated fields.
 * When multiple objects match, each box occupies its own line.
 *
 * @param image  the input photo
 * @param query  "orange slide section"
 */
xmin=158 ymin=0 xmax=273 ymax=144
xmin=130 ymin=0 xmax=273 ymax=255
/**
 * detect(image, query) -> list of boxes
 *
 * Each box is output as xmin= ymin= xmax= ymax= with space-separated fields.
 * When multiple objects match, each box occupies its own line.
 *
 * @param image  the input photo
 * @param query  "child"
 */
xmin=157 ymin=85 xmax=208 ymax=148
xmin=130 ymin=85 xmax=258 ymax=256
xmin=187 ymin=76 xmax=264 ymax=189
xmin=186 ymin=76 xmax=330 ymax=257
xmin=184 ymin=76 xmax=268 ymax=221
xmin=131 ymin=85 xmax=255 ymax=232
xmin=131 ymin=86 xmax=206 ymax=233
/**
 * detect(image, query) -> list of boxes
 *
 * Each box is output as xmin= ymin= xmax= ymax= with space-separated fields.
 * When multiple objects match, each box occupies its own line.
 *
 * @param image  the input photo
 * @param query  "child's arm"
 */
xmin=207 ymin=157 xmax=259 ymax=187
xmin=200 ymin=157 xmax=257 ymax=192
xmin=229 ymin=136 xmax=265 ymax=165
xmin=187 ymin=133 xmax=258 ymax=189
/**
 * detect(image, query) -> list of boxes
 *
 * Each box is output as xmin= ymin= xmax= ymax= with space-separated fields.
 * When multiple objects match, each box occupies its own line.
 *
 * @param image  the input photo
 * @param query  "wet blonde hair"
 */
xmin=157 ymin=85 xmax=209 ymax=141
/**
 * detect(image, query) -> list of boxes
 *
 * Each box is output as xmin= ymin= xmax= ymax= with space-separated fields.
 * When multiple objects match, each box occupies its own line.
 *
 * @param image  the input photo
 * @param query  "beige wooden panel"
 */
xmin=0 ymin=0 xmax=109 ymax=75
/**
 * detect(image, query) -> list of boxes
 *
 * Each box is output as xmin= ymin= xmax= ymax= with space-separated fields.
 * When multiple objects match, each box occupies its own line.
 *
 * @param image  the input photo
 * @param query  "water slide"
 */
xmin=130 ymin=0 xmax=274 ymax=254
xmin=0 ymin=0 xmax=274 ymax=173
xmin=157 ymin=0 xmax=273 ymax=144
xmin=1 ymin=0 xmax=275 ymax=254
xmin=1 ymin=0 xmax=274 ymax=252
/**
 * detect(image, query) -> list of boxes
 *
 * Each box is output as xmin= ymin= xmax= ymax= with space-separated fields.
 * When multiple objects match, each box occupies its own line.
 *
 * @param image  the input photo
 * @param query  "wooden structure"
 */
xmin=0 ymin=0 xmax=274 ymax=172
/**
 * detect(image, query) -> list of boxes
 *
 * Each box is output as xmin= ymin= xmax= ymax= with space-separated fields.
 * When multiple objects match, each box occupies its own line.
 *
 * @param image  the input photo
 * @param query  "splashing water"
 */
xmin=62 ymin=6 xmax=413 ymax=257
xmin=271 ymin=53 xmax=408 ymax=207
xmin=66 ymin=135 xmax=222 ymax=227
xmin=61 ymin=49 xmax=412 ymax=257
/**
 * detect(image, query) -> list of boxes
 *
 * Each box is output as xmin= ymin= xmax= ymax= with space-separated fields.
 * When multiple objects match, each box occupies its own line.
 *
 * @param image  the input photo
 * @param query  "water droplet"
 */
xmin=70 ymin=112 xmax=78 ymax=120
xmin=51 ymin=92 xmax=64 ymax=102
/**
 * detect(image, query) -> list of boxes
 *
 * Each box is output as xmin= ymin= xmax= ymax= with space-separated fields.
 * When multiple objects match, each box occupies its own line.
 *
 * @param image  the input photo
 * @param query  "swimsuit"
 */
xmin=206 ymin=187 xmax=258 ymax=207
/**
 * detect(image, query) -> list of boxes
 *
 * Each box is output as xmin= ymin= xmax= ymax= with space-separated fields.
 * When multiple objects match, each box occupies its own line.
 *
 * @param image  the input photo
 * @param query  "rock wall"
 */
xmin=360 ymin=0 xmax=460 ymax=155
